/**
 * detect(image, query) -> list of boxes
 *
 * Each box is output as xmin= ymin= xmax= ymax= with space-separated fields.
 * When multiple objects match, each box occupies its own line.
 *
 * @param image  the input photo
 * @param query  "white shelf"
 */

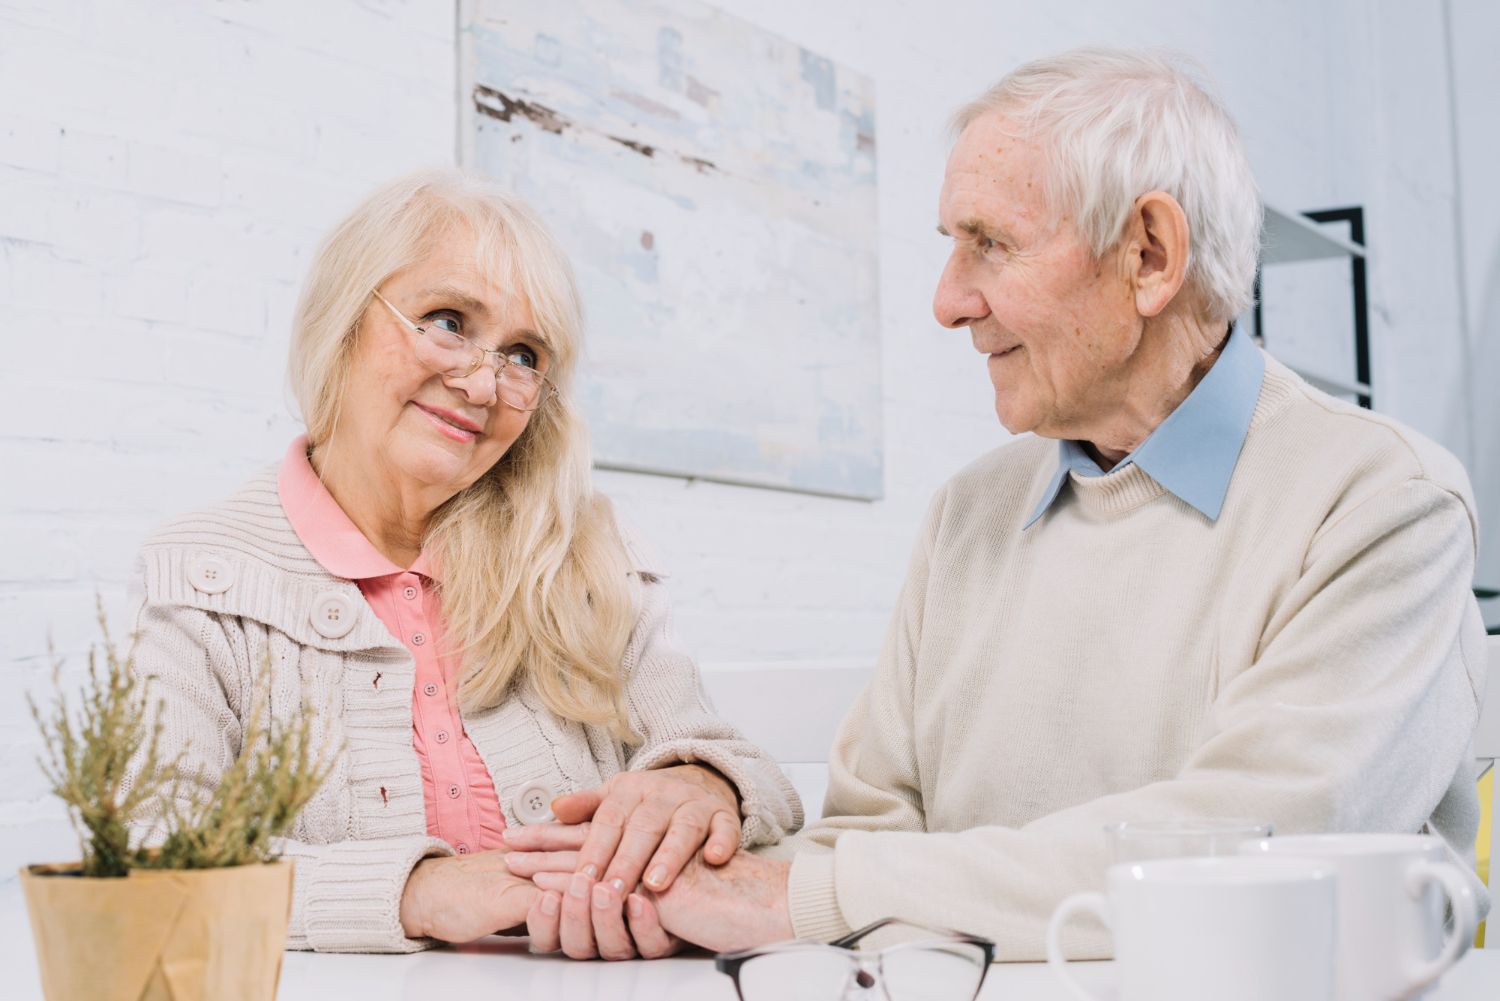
xmin=1262 ymin=205 xmax=1366 ymax=263
xmin=1285 ymin=364 xmax=1370 ymax=399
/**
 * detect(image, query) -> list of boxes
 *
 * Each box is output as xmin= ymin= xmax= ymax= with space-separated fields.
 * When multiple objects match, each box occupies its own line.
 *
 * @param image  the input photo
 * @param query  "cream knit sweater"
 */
xmin=766 ymin=356 xmax=1490 ymax=960
xmin=125 ymin=465 xmax=800 ymax=953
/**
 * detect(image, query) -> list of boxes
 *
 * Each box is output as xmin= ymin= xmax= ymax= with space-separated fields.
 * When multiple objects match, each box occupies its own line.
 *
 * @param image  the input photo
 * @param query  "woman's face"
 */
xmin=337 ymin=226 xmax=552 ymax=503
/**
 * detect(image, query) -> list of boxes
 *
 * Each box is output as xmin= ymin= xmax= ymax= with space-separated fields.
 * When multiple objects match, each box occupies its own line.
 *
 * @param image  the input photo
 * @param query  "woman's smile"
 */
xmin=411 ymin=400 xmax=484 ymax=443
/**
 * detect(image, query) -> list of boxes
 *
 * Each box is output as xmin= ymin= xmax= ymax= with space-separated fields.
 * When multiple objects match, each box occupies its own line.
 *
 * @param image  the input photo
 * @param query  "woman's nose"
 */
xmin=442 ymin=368 xmax=498 ymax=408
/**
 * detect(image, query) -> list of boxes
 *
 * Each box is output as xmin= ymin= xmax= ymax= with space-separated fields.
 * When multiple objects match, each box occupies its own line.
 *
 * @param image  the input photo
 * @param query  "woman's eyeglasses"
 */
xmin=715 ymin=918 xmax=995 ymax=1001
xmin=370 ymin=288 xmax=557 ymax=413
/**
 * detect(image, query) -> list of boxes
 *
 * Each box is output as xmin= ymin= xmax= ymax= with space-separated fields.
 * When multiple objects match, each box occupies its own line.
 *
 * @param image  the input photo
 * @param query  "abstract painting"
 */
xmin=463 ymin=0 xmax=882 ymax=499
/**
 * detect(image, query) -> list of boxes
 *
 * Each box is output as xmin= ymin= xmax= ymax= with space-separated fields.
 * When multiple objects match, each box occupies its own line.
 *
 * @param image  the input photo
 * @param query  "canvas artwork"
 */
xmin=463 ymin=0 xmax=882 ymax=499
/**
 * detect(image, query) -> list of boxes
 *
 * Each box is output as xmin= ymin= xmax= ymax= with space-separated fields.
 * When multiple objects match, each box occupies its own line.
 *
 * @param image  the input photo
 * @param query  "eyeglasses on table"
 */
xmin=714 ymin=918 xmax=995 ymax=1001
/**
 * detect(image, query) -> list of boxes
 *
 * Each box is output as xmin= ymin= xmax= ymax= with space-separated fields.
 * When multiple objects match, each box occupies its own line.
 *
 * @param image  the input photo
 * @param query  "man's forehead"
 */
xmin=940 ymin=114 xmax=1047 ymax=224
xmin=950 ymin=112 xmax=1034 ymax=168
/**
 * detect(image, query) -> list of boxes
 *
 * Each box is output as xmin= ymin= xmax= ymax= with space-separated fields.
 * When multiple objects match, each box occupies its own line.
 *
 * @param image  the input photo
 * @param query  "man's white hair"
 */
xmin=952 ymin=47 xmax=1261 ymax=323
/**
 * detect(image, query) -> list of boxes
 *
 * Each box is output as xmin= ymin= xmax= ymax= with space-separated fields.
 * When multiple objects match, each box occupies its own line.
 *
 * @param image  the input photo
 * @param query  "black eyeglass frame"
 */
xmin=714 ymin=917 xmax=996 ymax=1001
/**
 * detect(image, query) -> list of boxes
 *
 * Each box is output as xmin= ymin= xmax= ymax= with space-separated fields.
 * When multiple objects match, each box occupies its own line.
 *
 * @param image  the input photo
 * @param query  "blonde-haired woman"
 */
xmin=126 ymin=167 xmax=799 ymax=958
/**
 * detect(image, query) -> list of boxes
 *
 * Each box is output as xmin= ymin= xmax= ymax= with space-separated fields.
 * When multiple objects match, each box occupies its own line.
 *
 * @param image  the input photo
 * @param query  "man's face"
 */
xmin=933 ymin=112 xmax=1141 ymax=438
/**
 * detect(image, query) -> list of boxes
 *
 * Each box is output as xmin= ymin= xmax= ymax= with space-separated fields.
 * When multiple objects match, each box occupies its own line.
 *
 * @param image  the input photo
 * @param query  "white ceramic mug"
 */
xmin=1047 ymin=855 xmax=1337 ymax=1001
xmin=1241 ymin=833 xmax=1478 ymax=1000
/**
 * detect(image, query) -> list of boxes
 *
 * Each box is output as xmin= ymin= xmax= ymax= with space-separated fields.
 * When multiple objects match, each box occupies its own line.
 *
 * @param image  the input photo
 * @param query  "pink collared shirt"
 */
xmin=278 ymin=435 xmax=505 ymax=855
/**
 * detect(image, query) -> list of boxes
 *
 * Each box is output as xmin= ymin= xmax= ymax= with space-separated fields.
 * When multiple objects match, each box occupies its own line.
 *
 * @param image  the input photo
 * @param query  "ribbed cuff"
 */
xmin=788 ymin=852 xmax=852 ymax=942
xmin=303 ymin=835 xmax=453 ymax=953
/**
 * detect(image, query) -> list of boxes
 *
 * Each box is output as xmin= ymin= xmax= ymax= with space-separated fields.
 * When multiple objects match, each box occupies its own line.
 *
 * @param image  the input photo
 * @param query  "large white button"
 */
xmin=187 ymin=556 xmax=235 ymax=594
xmin=512 ymin=779 xmax=559 ymax=825
xmin=310 ymin=591 xmax=355 ymax=639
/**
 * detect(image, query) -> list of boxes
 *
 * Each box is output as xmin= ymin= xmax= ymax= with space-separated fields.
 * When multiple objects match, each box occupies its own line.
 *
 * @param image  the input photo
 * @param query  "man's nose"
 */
xmin=932 ymin=254 xmax=990 ymax=329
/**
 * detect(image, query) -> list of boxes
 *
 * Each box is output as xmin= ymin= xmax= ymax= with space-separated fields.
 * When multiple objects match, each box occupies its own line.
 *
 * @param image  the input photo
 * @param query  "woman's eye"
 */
xmin=505 ymin=349 xmax=538 ymax=370
xmin=426 ymin=315 xmax=461 ymax=334
xmin=982 ymin=237 xmax=999 ymax=250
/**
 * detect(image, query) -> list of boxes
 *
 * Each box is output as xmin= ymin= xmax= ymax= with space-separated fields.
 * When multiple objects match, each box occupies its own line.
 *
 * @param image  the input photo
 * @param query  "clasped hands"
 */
xmin=398 ymin=764 xmax=793 ymax=957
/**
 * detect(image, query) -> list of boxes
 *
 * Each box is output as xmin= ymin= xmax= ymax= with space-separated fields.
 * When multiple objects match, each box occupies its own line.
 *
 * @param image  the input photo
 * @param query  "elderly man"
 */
xmin=516 ymin=47 xmax=1490 ymax=961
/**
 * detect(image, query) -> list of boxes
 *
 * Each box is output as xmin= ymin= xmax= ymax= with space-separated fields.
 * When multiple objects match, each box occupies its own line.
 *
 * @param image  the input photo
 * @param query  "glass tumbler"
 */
xmin=1106 ymin=818 xmax=1273 ymax=863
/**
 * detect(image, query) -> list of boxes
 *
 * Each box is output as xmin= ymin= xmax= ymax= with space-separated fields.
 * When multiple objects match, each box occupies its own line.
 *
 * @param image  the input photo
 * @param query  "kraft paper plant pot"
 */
xmin=19 ymin=859 xmax=294 ymax=1001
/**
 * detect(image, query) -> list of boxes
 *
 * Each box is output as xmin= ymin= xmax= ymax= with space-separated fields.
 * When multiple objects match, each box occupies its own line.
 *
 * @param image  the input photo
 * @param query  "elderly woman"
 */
xmin=126 ymin=167 xmax=799 ymax=957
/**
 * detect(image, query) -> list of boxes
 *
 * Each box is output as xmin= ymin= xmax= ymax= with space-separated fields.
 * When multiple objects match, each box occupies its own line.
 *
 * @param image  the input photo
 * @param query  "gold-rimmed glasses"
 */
xmin=370 ymin=288 xmax=558 ymax=413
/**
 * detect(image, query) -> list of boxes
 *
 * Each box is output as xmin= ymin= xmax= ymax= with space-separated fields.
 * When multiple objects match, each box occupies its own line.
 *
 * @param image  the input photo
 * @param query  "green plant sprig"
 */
xmin=147 ymin=664 xmax=337 ymax=870
xmin=30 ymin=599 xmax=337 ymax=875
xmin=28 ymin=601 xmax=180 ymax=877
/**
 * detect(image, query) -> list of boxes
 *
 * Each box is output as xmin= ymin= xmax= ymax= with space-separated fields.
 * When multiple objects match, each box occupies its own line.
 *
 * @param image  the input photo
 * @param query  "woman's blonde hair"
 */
xmin=288 ymin=167 xmax=637 ymax=738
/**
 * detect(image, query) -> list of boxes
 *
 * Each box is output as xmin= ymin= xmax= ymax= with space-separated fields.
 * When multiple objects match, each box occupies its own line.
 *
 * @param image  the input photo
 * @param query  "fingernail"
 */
xmin=646 ymin=865 xmax=667 ymax=887
xmin=540 ymin=892 xmax=559 ymax=917
xmin=610 ymin=878 xmax=624 ymax=892
xmin=592 ymin=882 xmax=611 ymax=910
xmin=627 ymin=894 xmax=644 ymax=919
xmin=581 ymin=864 xmax=598 ymax=879
xmin=569 ymin=872 xmax=591 ymax=899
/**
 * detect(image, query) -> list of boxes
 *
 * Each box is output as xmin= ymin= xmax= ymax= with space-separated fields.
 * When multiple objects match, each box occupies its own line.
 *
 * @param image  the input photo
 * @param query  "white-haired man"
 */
xmin=514 ymin=47 xmax=1490 ymax=962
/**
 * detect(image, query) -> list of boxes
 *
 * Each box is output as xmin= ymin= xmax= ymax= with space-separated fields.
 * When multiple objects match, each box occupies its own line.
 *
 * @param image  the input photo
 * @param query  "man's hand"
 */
xmin=398 ymin=849 xmax=541 ymax=943
xmin=640 ymin=849 xmax=795 ymax=953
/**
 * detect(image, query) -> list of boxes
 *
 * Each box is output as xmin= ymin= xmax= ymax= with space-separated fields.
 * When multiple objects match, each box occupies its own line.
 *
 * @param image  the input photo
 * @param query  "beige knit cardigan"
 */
xmin=125 ymin=465 xmax=801 ymax=953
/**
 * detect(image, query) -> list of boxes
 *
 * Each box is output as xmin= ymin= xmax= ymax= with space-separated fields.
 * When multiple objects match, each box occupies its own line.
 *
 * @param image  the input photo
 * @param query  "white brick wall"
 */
xmin=0 ymin=0 xmax=457 ymax=872
xmin=0 ymin=0 xmax=1481 ymax=872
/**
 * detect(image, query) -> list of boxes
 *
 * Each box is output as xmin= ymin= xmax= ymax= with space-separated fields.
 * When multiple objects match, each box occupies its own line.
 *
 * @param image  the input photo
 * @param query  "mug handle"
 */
xmin=1402 ymin=859 xmax=1478 ymax=994
xmin=1047 ymin=891 xmax=1111 ymax=1001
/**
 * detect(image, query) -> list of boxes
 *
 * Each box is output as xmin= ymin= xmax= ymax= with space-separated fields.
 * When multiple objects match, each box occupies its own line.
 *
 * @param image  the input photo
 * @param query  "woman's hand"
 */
xmin=399 ymin=849 xmax=541 ymax=943
xmin=506 ymin=764 xmax=741 ymax=893
xmin=503 ymin=764 xmax=742 ymax=958
xmin=525 ymin=871 xmax=686 ymax=960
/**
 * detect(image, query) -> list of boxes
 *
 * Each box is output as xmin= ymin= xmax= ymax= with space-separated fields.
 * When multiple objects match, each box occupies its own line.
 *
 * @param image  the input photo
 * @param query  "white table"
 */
xmin=3 ymin=881 xmax=1496 ymax=1000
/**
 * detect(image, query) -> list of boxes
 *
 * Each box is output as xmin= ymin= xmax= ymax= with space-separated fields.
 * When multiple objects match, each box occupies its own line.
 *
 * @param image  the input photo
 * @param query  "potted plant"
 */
xmin=20 ymin=605 xmax=332 ymax=1001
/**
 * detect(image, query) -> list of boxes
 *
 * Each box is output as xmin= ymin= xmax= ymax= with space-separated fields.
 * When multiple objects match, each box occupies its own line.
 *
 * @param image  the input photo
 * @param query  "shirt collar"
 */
xmin=1024 ymin=323 xmax=1265 ymax=529
xmin=278 ymin=434 xmax=437 ymax=580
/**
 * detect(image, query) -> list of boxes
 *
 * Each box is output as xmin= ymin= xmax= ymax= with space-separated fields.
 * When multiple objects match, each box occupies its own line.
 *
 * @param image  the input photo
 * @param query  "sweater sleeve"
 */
xmin=620 ymin=575 xmax=804 ymax=848
xmin=125 ymin=572 xmax=452 ymax=954
xmin=772 ymin=477 xmax=1489 ymax=958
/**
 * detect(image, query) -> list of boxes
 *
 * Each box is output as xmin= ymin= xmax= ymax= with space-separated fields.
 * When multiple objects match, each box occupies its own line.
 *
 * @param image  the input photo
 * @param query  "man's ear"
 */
xmin=1124 ymin=190 xmax=1190 ymax=318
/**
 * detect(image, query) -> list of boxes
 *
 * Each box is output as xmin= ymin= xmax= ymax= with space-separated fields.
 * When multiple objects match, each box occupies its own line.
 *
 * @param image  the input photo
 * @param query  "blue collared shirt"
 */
xmin=1024 ymin=324 xmax=1266 ymax=529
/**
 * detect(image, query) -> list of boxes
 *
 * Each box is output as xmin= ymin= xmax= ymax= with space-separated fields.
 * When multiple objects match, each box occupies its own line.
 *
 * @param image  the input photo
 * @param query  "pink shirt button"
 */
xmin=456 ymin=844 xmax=469 ymax=854
xmin=403 ymin=586 xmax=417 ymax=599
xmin=412 ymin=633 xmax=426 ymax=645
xmin=448 ymin=784 xmax=461 ymax=799
xmin=424 ymin=684 xmax=437 ymax=696
xmin=436 ymin=731 xmax=449 ymax=743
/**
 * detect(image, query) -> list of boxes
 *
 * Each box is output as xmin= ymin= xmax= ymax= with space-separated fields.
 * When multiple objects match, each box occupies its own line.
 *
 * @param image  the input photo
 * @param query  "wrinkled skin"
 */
xmin=931 ymin=111 xmax=1226 ymax=468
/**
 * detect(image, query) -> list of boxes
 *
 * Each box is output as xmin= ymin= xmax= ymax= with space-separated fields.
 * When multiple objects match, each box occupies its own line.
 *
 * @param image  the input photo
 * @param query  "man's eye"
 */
xmin=505 ymin=349 xmax=537 ymax=370
xmin=982 ymin=237 xmax=999 ymax=250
